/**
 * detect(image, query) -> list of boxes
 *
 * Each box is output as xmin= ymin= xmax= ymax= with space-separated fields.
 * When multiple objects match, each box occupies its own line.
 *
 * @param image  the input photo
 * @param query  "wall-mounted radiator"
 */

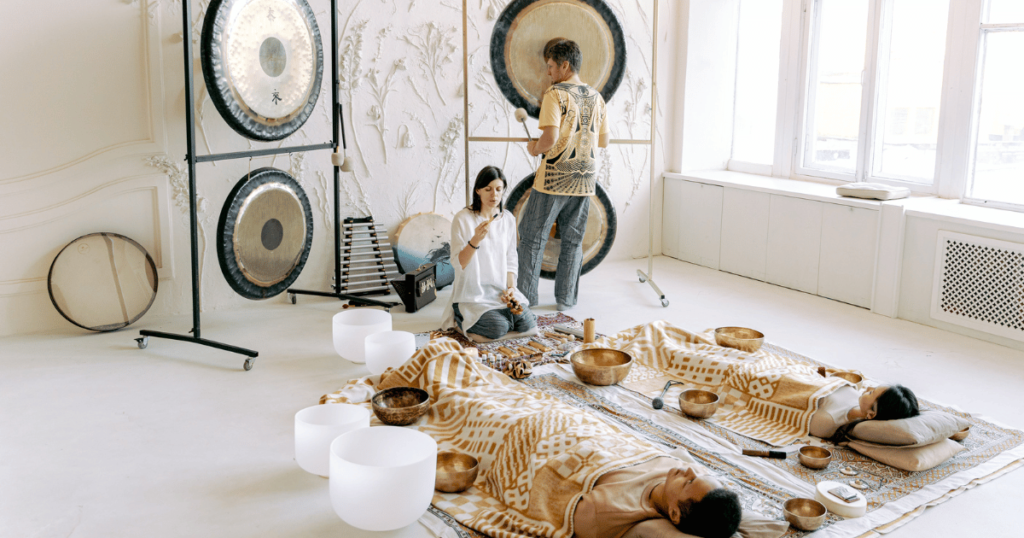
xmin=931 ymin=231 xmax=1024 ymax=342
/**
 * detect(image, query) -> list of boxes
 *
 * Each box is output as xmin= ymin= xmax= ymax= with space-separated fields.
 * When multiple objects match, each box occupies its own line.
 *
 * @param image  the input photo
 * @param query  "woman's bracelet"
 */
xmin=467 ymin=241 xmax=479 ymax=250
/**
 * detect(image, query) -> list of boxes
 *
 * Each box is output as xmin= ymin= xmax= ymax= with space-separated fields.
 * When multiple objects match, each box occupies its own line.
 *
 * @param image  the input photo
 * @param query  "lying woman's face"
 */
xmin=663 ymin=467 xmax=723 ymax=524
xmin=476 ymin=179 xmax=505 ymax=207
xmin=859 ymin=384 xmax=890 ymax=419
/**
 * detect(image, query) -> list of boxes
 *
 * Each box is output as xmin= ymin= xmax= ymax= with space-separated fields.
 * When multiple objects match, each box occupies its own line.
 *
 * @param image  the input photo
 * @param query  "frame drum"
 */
xmin=217 ymin=168 xmax=313 ymax=299
xmin=490 ymin=0 xmax=626 ymax=118
xmin=393 ymin=213 xmax=455 ymax=290
xmin=201 ymin=0 xmax=324 ymax=141
xmin=506 ymin=173 xmax=616 ymax=280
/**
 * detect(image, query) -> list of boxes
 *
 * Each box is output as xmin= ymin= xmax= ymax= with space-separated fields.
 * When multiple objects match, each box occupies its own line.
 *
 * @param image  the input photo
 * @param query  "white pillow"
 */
xmin=847 ymin=439 xmax=965 ymax=472
xmin=622 ymin=512 xmax=789 ymax=538
xmin=850 ymin=410 xmax=970 ymax=447
xmin=836 ymin=182 xmax=910 ymax=200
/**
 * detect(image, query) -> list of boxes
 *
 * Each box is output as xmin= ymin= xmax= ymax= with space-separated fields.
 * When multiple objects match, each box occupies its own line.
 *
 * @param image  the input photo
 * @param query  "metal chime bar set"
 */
xmin=334 ymin=217 xmax=401 ymax=296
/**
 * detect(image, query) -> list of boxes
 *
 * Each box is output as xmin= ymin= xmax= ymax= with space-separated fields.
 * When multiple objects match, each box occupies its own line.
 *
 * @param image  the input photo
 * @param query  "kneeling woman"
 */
xmin=442 ymin=166 xmax=537 ymax=340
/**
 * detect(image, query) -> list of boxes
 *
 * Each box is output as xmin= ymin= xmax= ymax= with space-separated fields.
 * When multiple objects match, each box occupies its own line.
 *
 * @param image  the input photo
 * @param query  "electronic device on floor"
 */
xmin=390 ymin=263 xmax=437 ymax=313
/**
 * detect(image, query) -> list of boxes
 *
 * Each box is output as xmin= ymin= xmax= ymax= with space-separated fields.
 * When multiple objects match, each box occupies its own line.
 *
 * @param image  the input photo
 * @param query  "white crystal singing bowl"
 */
xmin=294 ymin=403 xmax=370 ymax=477
xmin=365 ymin=330 xmax=416 ymax=375
xmin=332 ymin=309 xmax=392 ymax=363
xmin=329 ymin=426 xmax=438 ymax=531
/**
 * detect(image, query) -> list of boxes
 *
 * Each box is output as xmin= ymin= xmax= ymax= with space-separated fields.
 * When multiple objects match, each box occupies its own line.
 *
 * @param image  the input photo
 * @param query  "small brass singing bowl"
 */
xmin=371 ymin=387 xmax=430 ymax=426
xmin=784 ymin=498 xmax=827 ymax=531
xmin=435 ymin=452 xmax=479 ymax=493
xmin=798 ymin=446 xmax=833 ymax=470
xmin=678 ymin=389 xmax=721 ymax=419
xmin=951 ymin=426 xmax=971 ymax=441
xmin=714 ymin=327 xmax=765 ymax=353
xmin=830 ymin=371 xmax=864 ymax=385
xmin=570 ymin=349 xmax=633 ymax=386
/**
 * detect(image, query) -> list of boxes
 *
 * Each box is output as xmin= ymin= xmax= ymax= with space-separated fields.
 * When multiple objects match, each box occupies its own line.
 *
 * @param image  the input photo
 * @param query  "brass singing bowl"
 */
xmin=570 ymin=349 xmax=633 ymax=386
xmin=371 ymin=387 xmax=430 ymax=426
xmin=714 ymin=327 xmax=765 ymax=353
xmin=678 ymin=389 xmax=720 ymax=419
xmin=435 ymin=452 xmax=479 ymax=493
xmin=798 ymin=446 xmax=833 ymax=470
xmin=830 ymin=371 xmax=864 ymax=384
xmin=951 ymin=426 xmax=971 ymax=441
xmin=784 ymin=498 xmax=827 ymax=531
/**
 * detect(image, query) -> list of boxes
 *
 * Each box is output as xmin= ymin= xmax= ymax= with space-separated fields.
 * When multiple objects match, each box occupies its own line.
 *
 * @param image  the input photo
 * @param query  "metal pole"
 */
xmin=332 ymin=0 xmax=342 ymax=292
xmin=182 ymin=0 xmax=202 ymax=337
xmin=462 ymin=0 xmax=471 ymax=206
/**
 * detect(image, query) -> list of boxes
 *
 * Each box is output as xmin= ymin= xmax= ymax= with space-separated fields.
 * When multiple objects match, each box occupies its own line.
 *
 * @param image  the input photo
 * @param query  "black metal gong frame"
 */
xmin=136 ymin=0 xmax=391 ymax=371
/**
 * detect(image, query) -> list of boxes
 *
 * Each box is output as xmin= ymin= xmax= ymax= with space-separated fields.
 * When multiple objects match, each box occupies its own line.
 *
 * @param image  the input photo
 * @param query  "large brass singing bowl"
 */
xmin=783 ymin=498 xmax=827 ymax=531
xmin=714 ymin=327 xmax=765 ymax=353
xmin=678 ymin=389 xmax=720 ymax=419
xmin=435 ymin=452 xmax=479 ymax=493
xmin=570 ymin=349 xmax=633 ymax=386
xmin=798 ymin=446 xmax=833 ymax=470
xmin=371 ymin=387 xmax=430 ymax=426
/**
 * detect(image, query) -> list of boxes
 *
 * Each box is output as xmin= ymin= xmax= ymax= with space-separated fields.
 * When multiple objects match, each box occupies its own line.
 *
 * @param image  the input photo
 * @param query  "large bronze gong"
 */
xmin=201 ymin=0 xmax=324 ymax=141
xmin=490 ymin=0 xmax=626 ymax=118
xmin=507 ymin=174 xmax=616 ymax=280
xmin=217 ymin=168 xmax=313 ymax=299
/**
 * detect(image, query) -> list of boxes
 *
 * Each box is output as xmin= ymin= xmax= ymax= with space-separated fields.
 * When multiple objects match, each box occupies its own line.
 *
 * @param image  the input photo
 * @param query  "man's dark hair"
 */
xmin=874 ymin=384 xmax=919 ymax=421
xmin=675 ymin=489 xmax=742 ymax=538
xmin=469 ymin=165 xmax=507 ymax=213
xmin=544 ymin=39 xmax=582 ymax=74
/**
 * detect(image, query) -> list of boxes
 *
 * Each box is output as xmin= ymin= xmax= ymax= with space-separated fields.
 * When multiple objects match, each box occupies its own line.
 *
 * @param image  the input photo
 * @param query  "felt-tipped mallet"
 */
xmin=514 ymin=108 xmax=533 ymax=141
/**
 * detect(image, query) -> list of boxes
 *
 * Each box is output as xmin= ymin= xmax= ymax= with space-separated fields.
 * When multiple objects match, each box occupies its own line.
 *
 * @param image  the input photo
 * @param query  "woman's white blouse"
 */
xmin=440 ymin=208 xmax=528 ymax=331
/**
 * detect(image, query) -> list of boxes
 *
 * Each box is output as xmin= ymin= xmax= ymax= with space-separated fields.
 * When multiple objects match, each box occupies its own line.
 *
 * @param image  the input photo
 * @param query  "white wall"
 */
xmin=0 ymin=0 xmax=678 ymax=337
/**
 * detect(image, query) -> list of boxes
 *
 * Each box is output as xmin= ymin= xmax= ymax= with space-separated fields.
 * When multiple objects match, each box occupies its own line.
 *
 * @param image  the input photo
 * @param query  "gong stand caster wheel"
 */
xmin=661 ymin=298 xmax=670 ymax=308
xmin=639 ymin=275 xmax=647 ymax=283
xmin=288 ymin=292 xmax=296 ymax=304
xmin=243 ymin=357 xmax=255 ymax=371
xmin=136 ymin=337 xmax=149 ymax=349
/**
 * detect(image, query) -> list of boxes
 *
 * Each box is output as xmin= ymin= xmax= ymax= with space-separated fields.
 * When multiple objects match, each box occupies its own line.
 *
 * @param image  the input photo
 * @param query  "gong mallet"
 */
xmin=514 ymin=108 xmax=534 ymax=141
xmin=652 ymin=380 xmax=687 ymax=410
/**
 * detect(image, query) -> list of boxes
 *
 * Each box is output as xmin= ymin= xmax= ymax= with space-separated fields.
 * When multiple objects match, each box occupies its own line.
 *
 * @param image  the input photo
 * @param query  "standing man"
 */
xmin=518 ymin=39 xmax=610 ymax=311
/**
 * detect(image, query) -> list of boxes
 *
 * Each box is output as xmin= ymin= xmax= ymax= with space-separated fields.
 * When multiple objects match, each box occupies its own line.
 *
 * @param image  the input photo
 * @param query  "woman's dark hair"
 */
xmin=676 ymin=489 xmax=742 ymax=538
xmin=470 ymin=166 xmax=507 ymax=213
xmin=873 ymin=384 xmax=919 ymax=421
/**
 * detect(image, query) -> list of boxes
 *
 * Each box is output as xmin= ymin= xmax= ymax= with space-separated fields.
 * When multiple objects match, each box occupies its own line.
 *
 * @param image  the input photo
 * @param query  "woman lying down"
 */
xmin=325 ymin=339 xmax=787 ymax=538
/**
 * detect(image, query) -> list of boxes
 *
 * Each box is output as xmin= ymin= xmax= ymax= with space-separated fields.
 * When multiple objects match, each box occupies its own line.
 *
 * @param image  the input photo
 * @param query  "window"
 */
xmin=730 ymin=0 xmax=785 ymax=168
xmin=798 ymin=0 xmax=950 ymax=186
xmin=966 ymin=1 xmax=1024 ymax=207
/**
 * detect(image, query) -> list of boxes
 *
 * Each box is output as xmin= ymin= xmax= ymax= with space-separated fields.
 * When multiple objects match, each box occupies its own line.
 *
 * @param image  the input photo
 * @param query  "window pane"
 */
xmin=986 ymin=0 xmax=1024 ymax=24
xmin=732 ymin=0 xmax=784 ymax=165
xmin=803 ymin=0 xmax=869 ymax=174
xmin=872 ymin=0 xmax=949 ymax=183
xmin=969 ymin=31 xmax=1024 ymax=205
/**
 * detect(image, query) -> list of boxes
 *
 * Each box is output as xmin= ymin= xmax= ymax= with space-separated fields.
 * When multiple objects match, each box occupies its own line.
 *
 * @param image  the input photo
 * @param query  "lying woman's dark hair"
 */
xmin=469 ymin=166 xmax=507 ymax=214
xmin=874 ymin=384 xmax=919 ymax=421
xmin=676 ymin=488 xmax=741 ymax=538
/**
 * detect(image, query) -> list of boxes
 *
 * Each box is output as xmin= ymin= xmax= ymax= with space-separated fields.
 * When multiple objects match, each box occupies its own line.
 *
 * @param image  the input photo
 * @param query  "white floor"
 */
xmin=2 ymin=256 xmax=1023 ymax=538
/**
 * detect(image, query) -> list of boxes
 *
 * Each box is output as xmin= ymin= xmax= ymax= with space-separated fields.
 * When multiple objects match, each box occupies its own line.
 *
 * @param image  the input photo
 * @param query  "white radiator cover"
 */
xmin=930 ymin=231 xmax=1024 ymax=342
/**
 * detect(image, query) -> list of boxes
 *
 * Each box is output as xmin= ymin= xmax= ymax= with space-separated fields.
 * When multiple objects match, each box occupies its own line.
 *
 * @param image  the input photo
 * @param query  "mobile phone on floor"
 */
xmin=828 ymin=485 xmax=858 ymax=502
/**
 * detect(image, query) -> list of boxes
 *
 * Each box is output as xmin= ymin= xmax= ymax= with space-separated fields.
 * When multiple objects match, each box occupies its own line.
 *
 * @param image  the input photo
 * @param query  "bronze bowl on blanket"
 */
xmin=784 ymin=498 xmax=827 ymax=531
xmin=714 ymin=327 xmax=764 ymax=353
xmin=678 ymin=389 xmax=720 ymax=419
xmin=951 ymin=426 xmax=971 ymax=441
xmin=435 ymin=452 xmax=479 ymax=493
xmin=798 ymin=446 xmax=833 ymax=470
xmin=829 ymin=371 xmax=863 ymax=385
xmin=371 ymin=387 xmax=430 ymax=426
xmin=570 ymin=349 xmax=633 ymax=386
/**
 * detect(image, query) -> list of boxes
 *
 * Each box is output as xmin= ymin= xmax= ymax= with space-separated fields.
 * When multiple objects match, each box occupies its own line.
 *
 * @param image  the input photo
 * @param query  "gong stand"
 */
xmin=137 ymin=0 xmax=389 ymax=371
xmin=461 ymin=0 xmax=667 ymax=307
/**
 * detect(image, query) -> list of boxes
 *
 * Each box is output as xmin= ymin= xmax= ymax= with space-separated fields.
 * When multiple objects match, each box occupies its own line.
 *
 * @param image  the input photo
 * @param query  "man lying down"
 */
xmin=324 ymin=339 xmax=786 ymax=538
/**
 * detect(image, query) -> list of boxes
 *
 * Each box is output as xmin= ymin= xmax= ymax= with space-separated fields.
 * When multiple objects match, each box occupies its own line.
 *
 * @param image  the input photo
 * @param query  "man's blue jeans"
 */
xmin=516 ymin=190 xmax=590 ymax=307
xmin=453 ymin=303 xmax=537 ymax=340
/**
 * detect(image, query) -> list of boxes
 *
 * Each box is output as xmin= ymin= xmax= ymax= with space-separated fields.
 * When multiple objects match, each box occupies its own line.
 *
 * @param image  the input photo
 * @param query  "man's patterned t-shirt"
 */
xmin=535 ymin=83 xmax=610 ymax=196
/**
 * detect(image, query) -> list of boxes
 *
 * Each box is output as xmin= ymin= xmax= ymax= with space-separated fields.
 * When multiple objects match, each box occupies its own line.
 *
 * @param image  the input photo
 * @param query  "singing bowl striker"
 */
xmin=951 ymin=426 xmax=971 ymax=441
xmin=678 ymin=389 xmax=720 ymax=419
xmin=570 ymin=349 xmax=632 ymax=386
xmin=371 ymin=387 xmax=430 ymax=426
xmin=783 ymin=498 xmax=827 ymax=531
xmin=714 ymin=327 xmax=765 ymax=353
xmin=798 ymin=446 xmax=833 ymax=470
xmin=435 ymin=452 xmax=479 ymax=493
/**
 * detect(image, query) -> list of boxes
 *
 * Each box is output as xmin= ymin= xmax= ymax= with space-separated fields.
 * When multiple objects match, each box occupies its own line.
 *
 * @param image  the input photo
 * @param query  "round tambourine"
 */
xmin=490 ymin=0 xmax=626 ymax=118
xmin=217 ymin=167 xmax=313 ymax=299
xmin=506 ymin=173 xmax=616 ymax=280
xmin=201 ymin=0 xmax=324 ymax=141
xmin=48 ymin=233 xmax=159 ymax=332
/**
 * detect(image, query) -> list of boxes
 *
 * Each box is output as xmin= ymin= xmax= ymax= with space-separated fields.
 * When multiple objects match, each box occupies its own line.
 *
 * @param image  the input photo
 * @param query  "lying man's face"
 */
xmin=663 ymin=467 xmax=723 ymax=525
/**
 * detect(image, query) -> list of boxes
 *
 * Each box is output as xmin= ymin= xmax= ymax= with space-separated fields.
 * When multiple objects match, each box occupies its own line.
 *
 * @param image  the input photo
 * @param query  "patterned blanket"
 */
xmin=589 ymin=321 xmax=849 ymax=446
xmin=322 ymin=338 xmax=665 ymax=538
